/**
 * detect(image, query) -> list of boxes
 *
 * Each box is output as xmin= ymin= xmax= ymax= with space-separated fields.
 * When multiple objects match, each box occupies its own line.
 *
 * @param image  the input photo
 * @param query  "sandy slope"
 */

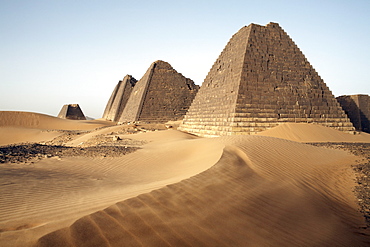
xmin=0 ymin=111 xmax=115 ymax=146
xmin=0 ymin=132 xmax=224 ymax=246
xmin=0 ymin=111 xmax=114 ymax=130
xmin=34 ymin=135 xmax=370 ymax=246
xmin=258 ymin=123 xmax=370 ymax=142
xmin=1 ymin=117 xmax=370 ymax=246
xmin=0 ymin=127 xmax=61 ymax=146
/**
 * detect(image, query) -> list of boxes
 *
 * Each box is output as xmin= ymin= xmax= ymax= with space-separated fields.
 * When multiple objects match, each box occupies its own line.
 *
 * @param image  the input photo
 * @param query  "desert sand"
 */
xmin=0 ymin=111 xmax=115 ymax=146
xmin=1 ymin=111 xmax=370 ymax=246
xmin=257 ymin=122 xmax=370 ymax=143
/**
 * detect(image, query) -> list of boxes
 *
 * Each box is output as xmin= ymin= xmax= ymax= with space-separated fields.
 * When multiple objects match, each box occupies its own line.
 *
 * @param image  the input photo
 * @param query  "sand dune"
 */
xmin=0 ymin=132 xmax=224 ymax=246
xmin=34 ymin=135 xmax=370 ymax=246
xmin=0 ymin=111 xmax=114 ymax=130
xmin=0 ymin=111 xmax=115 ymax=146
xmin=64 ymin=123 xmax=174 ymax=147
xmin=1 ymin=116 xmax=370 ymax=246
xmin=258 ymin=123 xmax=370 ymax=143
xmin=0 ymin=127 xmax=61 ymax=146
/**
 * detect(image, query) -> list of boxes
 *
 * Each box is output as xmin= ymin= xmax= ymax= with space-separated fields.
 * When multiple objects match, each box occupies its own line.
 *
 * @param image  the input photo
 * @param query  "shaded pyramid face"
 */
xmin=103 ymin=60 xmax=199 ymax=123
xmin=102 ymin=75 xmax=137 ymax=122
xmin=337 ymin=94 xmax=370 ymax=133
xmin=57 ymin=104 xmax=86 ymax=120
xmin=179 ymin=22 xmax=354 ymax=137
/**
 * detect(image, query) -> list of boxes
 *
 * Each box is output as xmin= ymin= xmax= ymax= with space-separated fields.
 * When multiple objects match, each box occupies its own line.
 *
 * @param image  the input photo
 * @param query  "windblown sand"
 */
xmin=0 ymin=111 xmax=115 ymax=146
xmin=1 ymin=111 xmax=370 ymax=246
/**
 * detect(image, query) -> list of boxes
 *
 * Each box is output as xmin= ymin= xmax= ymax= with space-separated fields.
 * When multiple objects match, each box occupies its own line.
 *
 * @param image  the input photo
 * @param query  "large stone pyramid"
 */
xmin=57 ymin=104 xmax=86 ymax=120
xmin=103 ymin=60 xmax=199 ymax=123
xmin=179 ymin=22 xmax=354 ymax=137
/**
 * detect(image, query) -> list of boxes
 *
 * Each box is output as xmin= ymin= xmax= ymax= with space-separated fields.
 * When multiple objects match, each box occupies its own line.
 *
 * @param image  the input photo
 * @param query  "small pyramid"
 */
xmin=57 ymin=104 xmax=86 ymax=120
xmin=103 ymin=75 xmax=137 ymax=122
xmin=179 ymin=22 xmax=354 ymax=137
xmin=337 ymin=94 xmax=370 ymax=133
xmin=103 ymin=60 xmax=199 ymax=123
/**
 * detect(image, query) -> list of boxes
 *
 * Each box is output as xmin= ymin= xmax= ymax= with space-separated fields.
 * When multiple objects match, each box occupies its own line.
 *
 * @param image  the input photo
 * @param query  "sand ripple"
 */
xmin=35 ymin=136 xmax=370 ymax=246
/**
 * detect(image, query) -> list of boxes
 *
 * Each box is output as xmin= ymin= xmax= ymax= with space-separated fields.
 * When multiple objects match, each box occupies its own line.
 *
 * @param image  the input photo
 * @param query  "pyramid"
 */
xmin=102 ymin=75 xmax=137 ymax=122
xmin=179 ymin=22 xmax=354 ymax=137
xmin=337 ymin=94 xmax=370 ymax=133
xmin=103 ymin=60 xmax=199 ymax=123
xmin=57 ymin=104 xmax=86 ymax=120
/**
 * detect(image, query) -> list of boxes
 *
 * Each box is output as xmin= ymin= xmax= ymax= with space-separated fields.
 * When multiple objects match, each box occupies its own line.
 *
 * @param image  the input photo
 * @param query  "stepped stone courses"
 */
xmin=179 ymin=22 xmax=354 ymax=137
xmin=103 ymin=61 xmax=199 ymax=123
xmin=57 ymin=104 xmax=86 ymax=120
xmin=337 ymin=95 xmax=370 ymax=133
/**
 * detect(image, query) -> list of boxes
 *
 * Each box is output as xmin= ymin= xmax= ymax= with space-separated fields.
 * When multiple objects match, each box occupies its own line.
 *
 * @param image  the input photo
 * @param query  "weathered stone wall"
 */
xmin=179 ymin=22 xmax=354 ymax=137
xmin=118 ymin=60 xmax=199 ymax=123
xmin=337 ymin=95 xmax=370 ymax=133
xmin=102 ymin=75 xmax=137 ymax=121
xmin=179 ymin=26 xmax=252 ymax=136
xmin=137 ymin=61 xmax=199 ymax=122
xmin=119 ymin=63 xmax=156 ymax=122
xmin=355 ymin=95 xmax=370 ymax=133
xmin=57 ymin=104 xmax=86 ymax=120
xmin=102 ymin=82 xmax=120 ymax=119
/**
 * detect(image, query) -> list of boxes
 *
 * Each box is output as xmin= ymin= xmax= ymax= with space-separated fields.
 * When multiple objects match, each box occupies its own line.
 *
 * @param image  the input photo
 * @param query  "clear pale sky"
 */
xmin=1 ymin=0 xmax=369 ymax=118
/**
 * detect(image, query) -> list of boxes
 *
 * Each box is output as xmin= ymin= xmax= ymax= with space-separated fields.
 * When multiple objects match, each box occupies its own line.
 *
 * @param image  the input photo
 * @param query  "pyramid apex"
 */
xmin=241 ymin=22 xmax=281 ymax=30
xmin=266 ymin=22 xmax=282 ymax=28
xmin=123 ymin=74 xmax=135 ymax=80
xmin=154 ymin=60 xmax=164 ymax=62
xmin=152 ymin=60 xmax=173 ymax=70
